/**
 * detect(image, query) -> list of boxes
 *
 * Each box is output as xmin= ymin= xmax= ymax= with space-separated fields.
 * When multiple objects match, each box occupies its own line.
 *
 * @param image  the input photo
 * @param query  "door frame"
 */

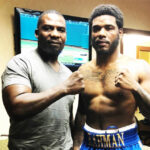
xmin=136 ymin=46 xmax=150 ymax=59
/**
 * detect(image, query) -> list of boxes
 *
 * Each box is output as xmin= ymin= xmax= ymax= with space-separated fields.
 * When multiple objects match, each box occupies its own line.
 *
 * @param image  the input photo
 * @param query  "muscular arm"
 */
xmin=132 ymin=78 xmax=150 ymax=119
xmin=2 ymin=71 xmax=84 ymax=120
xmin=115 ymin=60 xmax=150 ymax=119
xmin=73 ymin=94 xmax=86 ymax=150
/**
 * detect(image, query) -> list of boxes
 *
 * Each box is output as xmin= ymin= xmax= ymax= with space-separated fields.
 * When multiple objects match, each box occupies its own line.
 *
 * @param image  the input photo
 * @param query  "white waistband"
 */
xmin=84 ymin=123 xmax=137 ymax=134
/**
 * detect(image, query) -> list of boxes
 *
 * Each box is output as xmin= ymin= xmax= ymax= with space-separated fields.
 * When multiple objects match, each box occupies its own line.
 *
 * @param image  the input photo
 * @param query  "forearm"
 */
xmin=3 ymin=84 xmax=66 ymax=120
xmin=73 ymin=130 xmax=84 ymax=150
xmin=132 ymin=84 xmax=150 ymax=118
xmin=3 ymin=70 xmax=84 ymax=120
xmin=73 ymin=112 xmax=86 ymax=150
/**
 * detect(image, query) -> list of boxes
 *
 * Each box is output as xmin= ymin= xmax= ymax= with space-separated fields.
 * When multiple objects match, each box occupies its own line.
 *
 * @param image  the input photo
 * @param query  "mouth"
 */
xmin=96 ymin=40 xmax=109 ymax=47
xmin=49 ymin=41 xmax=60 ymax=44
xmin=48 ymin=41 xmax=61 ymax=46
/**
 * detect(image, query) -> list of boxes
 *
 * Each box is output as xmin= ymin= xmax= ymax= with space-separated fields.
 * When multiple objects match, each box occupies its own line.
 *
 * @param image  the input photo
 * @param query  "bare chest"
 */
xmin=83 ymin=69 xmax=121 ymax=95
xmin=81 ymin=68 xmax=137 ymax=117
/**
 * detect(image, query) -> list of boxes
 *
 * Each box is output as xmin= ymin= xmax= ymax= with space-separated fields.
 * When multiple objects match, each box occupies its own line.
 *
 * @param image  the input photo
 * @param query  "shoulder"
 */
xmin=123 ymin=55 xmax=150 ymax=80
xmin=120 ymin=55 xmax=150 ymax=68
xmin=136 ymin=59 xmax=150 ymax=80
xmin=9 ymin=49 xmax=37 ymax=62
xmin=78 ymin=59 xmax=95 ymax=72
xmin=129 ymin=56 xmax=150 ymax=71
xmin=3 ymin=49 xmax=41 ymax=78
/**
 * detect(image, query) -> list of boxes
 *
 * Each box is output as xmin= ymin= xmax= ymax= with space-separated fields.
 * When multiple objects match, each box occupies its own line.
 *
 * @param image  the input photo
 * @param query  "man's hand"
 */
xmin=62 ymin=71 xmax=85 ymax=95
xmin=115 ymin=68 xmax=139 ymax=91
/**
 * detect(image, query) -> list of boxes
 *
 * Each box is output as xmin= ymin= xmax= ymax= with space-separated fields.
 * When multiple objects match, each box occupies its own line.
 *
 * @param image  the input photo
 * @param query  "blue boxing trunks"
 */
xmin=80 ymin=123 xmax=142 ymax=150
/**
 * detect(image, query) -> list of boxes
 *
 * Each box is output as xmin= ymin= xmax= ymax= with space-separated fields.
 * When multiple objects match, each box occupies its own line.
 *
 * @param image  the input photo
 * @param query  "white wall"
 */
xmin=123 ymin=34 xmax=150 ymax=58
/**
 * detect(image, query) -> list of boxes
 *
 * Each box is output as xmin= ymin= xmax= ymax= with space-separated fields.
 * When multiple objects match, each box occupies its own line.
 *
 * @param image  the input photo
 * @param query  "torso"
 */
xmin=4 ymin=50 xmax=74 ymax=149
xmin=79 ymin=55 xmax=140 ymax=129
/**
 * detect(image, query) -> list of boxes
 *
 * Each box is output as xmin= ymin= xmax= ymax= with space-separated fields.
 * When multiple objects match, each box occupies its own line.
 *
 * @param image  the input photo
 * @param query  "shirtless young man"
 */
xmin=73 ymin=4 xmax=150 ymax=150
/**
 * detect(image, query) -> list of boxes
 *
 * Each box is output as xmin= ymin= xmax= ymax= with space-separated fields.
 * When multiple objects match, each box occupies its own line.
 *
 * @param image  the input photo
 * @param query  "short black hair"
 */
xmin=89 ymin=4 xmax=124 ymax=29
xmin=37 ymin=10 xmax=65 ymax=28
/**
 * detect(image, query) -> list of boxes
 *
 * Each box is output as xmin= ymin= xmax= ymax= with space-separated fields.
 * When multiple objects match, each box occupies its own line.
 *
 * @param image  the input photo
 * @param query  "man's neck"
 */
xmin=37 ymin=48 xmax=60 ymax=72
xmin=48 ymin=60 xmax=60 ymax=72
xmin=96 ymin=48 xmax=121 ymax=68
xmin=37 ymin=47 xmax=58 ymax=62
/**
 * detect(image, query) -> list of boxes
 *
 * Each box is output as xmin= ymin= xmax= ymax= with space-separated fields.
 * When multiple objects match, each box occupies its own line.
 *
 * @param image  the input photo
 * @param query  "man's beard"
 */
xmin=37 ymin=43 xmax=64 ymax=62
xmin=94 ymin=34 xmax=119 ymax=56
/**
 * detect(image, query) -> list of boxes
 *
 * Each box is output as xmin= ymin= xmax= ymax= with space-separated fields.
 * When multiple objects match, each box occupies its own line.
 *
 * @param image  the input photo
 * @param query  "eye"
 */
xmin=105 ymin=25 xmax=114 ymax=31
xmin=92 ymin=25 xmax=101 ymax=33
xmin=57 ymin=27 xmax=66 ymax=33
xmin=42 ymin=25 xmax=54 ymax=31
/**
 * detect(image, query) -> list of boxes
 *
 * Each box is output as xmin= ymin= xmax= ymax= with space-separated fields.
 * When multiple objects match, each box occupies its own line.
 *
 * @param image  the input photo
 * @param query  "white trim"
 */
xmin=84 ymin=123 xmax=136 ymax=134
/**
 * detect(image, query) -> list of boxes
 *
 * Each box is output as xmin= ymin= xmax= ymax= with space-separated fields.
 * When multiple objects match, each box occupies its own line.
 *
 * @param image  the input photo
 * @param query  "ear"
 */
xmin=119 ymin=28 xmax=123 ymax=39
xmin=35 ymin=29 xmax=39 ymax=39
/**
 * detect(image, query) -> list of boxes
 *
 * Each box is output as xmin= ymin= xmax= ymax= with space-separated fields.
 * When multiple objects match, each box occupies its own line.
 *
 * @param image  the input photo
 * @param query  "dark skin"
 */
xmin=2 ymin=13 xmax=85 ymax=120
xmin=73 ymin=15 xmax=150 ymax=150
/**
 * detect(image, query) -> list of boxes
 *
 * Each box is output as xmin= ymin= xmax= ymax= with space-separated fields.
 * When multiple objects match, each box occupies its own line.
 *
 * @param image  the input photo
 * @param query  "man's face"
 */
xmin=36 ymin=13 xmax=66 ymax=59
xmin=91 ymin=15 xmax=121 ymax=55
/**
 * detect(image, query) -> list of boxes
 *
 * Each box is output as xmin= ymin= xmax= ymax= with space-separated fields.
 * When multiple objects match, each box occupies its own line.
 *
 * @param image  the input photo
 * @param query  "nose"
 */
xmin=50 ymin=28 xmax=60 ymax=38
xmin=99 ymin=28 xmax=106 ymax=37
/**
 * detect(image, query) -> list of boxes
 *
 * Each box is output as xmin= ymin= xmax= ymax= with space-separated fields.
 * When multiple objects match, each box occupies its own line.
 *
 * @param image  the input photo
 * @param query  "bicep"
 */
xmin=2 ymin=84 xmax=31 ymax=114
xmin=139 ymin=61 xmax=150 ymax=93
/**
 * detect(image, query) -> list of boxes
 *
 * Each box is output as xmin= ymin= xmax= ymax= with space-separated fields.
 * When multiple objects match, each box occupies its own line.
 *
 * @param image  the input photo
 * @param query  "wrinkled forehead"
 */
xmin=40 ymin=13 xmax=66 ymax=27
